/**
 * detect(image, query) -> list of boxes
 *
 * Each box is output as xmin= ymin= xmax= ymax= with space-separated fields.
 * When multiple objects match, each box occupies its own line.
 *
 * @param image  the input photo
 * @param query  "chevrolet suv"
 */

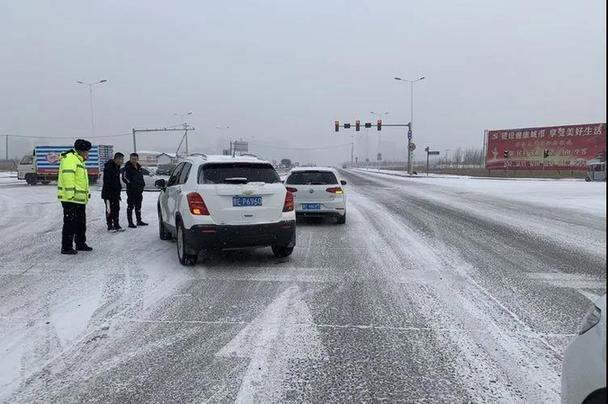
xmin=155 ymin=155 xmax=296 ymax=265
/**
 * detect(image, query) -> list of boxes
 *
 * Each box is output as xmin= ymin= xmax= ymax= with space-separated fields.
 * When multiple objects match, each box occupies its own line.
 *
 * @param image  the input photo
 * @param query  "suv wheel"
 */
xmin=176 ymin=220 xmax=198 ymax=266
xmin=272 ymin=245 xmax=294 ymax=258
xmin=158 ymin=206 xmax=172 ymax=240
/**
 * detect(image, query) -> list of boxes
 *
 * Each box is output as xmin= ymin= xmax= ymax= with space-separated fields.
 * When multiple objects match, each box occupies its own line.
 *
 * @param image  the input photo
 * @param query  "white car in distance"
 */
xmin=155 ymin=155 xmax=296 ymax=265
xmin=284 ymin=167 xmax=347 ymax=224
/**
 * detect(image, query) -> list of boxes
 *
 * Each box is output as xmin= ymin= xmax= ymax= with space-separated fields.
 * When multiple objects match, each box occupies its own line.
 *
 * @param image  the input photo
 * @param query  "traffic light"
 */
xmin=377 ymin=120 xmax=382 ymax=131
xmin=335 ymin=121 xmax=339 ymax=132
xmin=543 ymin=149 xmax=549 ymax=158
xmin=364 ymin=122 xmax=372 ymax=128
xmin=355 ymin=120 xmax=360 ymax=131
xmin=503 ymin=150 xmax=510 ymax=159
xmin=344 ymin=123 xmax=351 ymax=129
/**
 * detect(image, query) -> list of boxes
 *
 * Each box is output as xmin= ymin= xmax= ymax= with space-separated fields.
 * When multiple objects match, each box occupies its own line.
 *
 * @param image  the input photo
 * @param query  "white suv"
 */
xmin=155 ymin=155 xmax=296 ymax=265
xmin=284 ymin=167 xmax=347 ymax=224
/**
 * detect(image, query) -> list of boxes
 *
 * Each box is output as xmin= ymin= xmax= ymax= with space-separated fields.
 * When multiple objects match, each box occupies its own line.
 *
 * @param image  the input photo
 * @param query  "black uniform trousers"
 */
xmin=104 ymin=198 xmax=120 ymax=229
xmin=61 ymin=202 xmax=86 ymax=250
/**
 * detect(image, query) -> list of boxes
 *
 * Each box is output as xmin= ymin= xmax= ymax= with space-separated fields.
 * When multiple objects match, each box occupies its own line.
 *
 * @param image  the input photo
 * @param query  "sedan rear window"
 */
xmin=199 ymin=163 xmax=281 ymax=184
xmin=286 ymin=171 xmax=338 ymax=185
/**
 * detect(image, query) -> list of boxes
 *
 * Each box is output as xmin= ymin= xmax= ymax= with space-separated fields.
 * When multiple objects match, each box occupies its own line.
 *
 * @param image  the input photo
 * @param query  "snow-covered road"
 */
xmin=0 ymin=170 xmax=605 ymax=403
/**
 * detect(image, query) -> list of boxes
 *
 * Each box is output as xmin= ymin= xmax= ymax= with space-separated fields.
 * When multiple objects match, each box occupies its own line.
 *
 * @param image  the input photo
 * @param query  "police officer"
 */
xmin=122 ymin=152 xmax=148 ymax=228
xmin=57 ymin=139 xmax=92 ymax=254
xmin=102 ymin=152 xmax=125 ymax=232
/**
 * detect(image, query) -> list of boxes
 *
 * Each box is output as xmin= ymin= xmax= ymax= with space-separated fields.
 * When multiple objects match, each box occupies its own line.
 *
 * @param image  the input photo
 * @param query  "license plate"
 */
xmin=233 ymin=196 xmax=262 ymax=207
xmin=302 ymin=203 xmax=321 ymax=210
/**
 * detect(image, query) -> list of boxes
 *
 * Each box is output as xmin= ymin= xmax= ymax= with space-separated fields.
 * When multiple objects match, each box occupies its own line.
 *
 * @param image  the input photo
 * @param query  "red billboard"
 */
xmin=485 ymin=123 xmax=606 ymax=170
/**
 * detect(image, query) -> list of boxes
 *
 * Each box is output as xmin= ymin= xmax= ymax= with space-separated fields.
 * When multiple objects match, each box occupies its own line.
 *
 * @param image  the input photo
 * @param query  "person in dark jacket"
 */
xmin=122 ymin=153 xmax=148 ymax=228
xmin=101 ymin=152 xmax=125 ymax=232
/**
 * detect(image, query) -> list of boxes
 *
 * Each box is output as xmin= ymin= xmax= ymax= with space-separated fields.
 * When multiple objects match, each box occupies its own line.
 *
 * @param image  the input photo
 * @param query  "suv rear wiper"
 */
xmin=224 ymin=177 xmax=248 ymax=184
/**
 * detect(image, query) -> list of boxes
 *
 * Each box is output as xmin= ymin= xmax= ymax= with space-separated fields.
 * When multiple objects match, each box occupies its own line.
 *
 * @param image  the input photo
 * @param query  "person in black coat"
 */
xmin=101 ymin=152 xmax=124 ymax=231
xmin=122 ymin=153 xmax=148 ymax=228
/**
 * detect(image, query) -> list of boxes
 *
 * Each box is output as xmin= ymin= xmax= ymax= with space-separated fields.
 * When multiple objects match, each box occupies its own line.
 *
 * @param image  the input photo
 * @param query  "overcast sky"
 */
xmin=1 ymin=0 xmax=605 ymax=164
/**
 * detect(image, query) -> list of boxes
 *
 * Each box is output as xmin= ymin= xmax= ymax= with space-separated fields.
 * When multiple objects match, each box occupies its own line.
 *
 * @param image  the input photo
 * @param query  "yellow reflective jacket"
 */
xmin=57 ymin=150 xmax=90 ymax=204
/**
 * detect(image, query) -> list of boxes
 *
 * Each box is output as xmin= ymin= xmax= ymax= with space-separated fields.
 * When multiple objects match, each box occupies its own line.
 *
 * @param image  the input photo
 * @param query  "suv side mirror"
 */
xmin=155 ymin=179 xmax=166 ymax=189
xmin=340 ymin=180 xmax=347 ymax=186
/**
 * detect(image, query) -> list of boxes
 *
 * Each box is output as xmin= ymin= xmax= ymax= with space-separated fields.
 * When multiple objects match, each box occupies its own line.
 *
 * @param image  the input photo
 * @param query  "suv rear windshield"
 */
xmin=286 ymin=171 xmax=338 ymax=185
xmin=199 ymin=163 xmax=281 ymax=184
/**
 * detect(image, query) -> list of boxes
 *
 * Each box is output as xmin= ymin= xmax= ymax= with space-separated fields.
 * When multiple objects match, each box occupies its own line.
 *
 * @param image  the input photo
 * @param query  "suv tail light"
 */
xmin=326 ymin=187 xmax=344 ymax=195
xmin=187 ymin=192 xmax=210 ymax=215
xmin=286 ymin=187 xmax=298 ymax=193
xmin=283 ymin=191 xmax=294 ymax=212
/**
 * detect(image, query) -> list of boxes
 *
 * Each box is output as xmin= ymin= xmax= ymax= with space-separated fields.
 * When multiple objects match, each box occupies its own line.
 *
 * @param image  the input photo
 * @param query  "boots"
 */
xmin=136 ymin=210 xmax=148 ymax=226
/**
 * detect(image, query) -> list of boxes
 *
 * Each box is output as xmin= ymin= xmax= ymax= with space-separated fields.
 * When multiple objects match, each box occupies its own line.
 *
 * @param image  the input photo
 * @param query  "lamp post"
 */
xmin=76 ymin=79 xmax=107 ymax=137
xmin=394 ymin=76 xmax=425 ymax=174
xmin=216 ymin=125 xmax=230 ymax=154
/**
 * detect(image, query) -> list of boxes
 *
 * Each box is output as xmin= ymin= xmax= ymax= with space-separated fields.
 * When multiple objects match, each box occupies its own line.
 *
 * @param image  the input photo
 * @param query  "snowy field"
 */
xmin=0 ymin=170 xmax=605 ymax=403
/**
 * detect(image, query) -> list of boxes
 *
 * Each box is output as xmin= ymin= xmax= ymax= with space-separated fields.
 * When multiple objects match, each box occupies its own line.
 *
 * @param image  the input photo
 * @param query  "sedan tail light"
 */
xmin=283 ymin=191 xmax=295 ymax=212
xmin=187 ymin=192 xmax=210 ymax=215
xmin=326 ymin=187 xmax=344 ymax=195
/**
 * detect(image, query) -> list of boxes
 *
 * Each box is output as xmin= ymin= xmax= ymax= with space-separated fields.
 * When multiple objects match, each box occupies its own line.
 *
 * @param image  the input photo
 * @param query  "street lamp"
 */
xmin=76 ymin=79 xmax=107 ymax=137
xmin=174 ymin=111 xmax=193 ymax=124
xmin=394 ymin=76 xmax=425 ymax=174
xmin=216 ymin=125 xmax=230 ymax=154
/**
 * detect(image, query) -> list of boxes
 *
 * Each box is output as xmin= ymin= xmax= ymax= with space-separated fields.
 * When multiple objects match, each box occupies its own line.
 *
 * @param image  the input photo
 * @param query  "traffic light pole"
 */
xmin=335 ymin=121 xmax=412 ymax=172
xmin=407 ymin=124 xmax=413 ymax=174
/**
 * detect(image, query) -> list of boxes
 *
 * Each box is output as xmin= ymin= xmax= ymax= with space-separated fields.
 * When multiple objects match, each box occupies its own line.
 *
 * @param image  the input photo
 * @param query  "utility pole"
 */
xmin=5 ymin=135 xmax=8 ymax=161
xmin=174 ymin=112 xmax=193 ymax=156
xmin=131 ymin=126 xmax=195 ymax=155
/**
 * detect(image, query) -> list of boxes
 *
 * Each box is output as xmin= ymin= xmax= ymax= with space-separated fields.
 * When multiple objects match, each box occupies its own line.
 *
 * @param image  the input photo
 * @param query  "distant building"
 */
xmin=136 ymin=151 xmax=178 ymax=166
xmin=157 ymin=153 xmax=178 ymax=165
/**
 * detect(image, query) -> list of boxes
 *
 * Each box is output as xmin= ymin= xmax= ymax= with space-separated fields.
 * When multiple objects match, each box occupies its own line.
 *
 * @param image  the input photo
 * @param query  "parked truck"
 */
xmin=17 ymin=145 xmax=112 ymax=185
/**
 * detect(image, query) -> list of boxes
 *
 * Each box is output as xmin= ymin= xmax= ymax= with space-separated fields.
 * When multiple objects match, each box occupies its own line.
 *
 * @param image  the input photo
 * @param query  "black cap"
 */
xmin=74 ymin=139 xmax=92 ymax=152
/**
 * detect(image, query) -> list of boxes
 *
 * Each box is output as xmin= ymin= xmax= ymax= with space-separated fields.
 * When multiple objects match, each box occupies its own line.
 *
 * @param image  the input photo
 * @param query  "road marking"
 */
xmin=527 ymin=272 xmax=605 ymax=301
xmin=215 ymin=285 xmax=326 ymax=403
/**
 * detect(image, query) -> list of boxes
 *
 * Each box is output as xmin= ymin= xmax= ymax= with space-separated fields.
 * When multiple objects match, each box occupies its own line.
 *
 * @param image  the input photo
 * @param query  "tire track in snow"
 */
xmin=347 ymin=191 xmax=562 ymax=402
